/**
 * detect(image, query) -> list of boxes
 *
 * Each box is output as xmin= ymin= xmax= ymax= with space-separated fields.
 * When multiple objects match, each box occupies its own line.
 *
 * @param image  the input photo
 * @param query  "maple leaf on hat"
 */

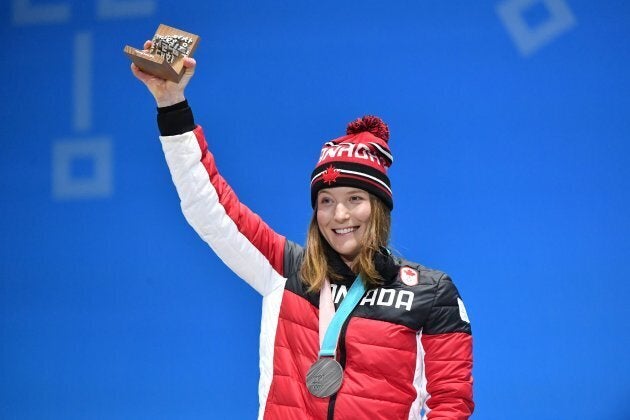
xmin=322 ymin=165 xmax=340 ymax=185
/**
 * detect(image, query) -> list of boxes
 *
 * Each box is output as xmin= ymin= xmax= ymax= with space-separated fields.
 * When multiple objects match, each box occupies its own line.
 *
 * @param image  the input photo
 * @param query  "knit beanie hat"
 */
xmin=310 ymin=115 xmax=394 ymax=210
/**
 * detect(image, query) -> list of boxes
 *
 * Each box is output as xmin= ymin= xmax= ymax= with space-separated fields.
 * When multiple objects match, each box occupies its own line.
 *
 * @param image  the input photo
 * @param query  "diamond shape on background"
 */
xmin=497 ymin=0 xmax=576 ymax=56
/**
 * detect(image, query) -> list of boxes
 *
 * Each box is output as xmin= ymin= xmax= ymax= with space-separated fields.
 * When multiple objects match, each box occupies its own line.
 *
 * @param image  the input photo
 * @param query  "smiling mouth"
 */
xmin=333 ymin=227 xmax=359 ymax=235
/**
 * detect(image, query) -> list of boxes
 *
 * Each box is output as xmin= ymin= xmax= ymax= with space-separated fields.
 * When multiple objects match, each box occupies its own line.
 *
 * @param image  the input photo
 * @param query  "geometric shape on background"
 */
xmin=74 ymin=32 xmax=92 ymax=132
xmin=496 ymin=0 xmax=577 ymax=56
xmin=52 ymin=138 xmax=113 ymax=200
xmin=96 ymin=0 xmax=156 ymax=19
xmin=12 ymin=0 xmax=71 ymax=25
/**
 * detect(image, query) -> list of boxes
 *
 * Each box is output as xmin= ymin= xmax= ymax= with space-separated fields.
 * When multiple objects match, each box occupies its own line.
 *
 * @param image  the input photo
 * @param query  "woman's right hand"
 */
xmin=130 ymin=40 xmax=197 ymax=108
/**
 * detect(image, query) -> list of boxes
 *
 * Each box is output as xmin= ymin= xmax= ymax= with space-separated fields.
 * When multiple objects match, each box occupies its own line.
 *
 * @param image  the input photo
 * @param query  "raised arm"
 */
xmin=131 ymin=45 xmax=287 ymax=296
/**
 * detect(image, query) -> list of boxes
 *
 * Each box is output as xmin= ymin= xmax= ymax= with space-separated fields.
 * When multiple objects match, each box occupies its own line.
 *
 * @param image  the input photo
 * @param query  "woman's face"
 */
xmin=316 ymin=187 xmax=372 ymax=267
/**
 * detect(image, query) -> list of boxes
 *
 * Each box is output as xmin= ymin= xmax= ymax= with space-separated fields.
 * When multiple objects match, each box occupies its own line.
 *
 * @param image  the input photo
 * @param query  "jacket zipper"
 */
xmin=326 ymin=314 xmax=353 ymax=420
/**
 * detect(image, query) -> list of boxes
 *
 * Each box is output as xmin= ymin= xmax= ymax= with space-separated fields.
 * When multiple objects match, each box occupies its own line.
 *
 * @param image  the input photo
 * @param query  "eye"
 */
xmin=318 ymin=196 xmax=333 ymax=205
xmin=349 ymin=195 xmax=364 ymax=202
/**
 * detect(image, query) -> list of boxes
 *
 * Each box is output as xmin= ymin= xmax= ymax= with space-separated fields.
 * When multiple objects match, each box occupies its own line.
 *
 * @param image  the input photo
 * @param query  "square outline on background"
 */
xmin=52 ymin=138 xmax=113 ymax=200
xmin=497 ymin=0 xmax=576 ymax=56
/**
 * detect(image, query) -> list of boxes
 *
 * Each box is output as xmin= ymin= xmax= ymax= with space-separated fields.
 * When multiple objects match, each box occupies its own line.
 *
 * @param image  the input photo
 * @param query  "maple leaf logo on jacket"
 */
xmin=322 ymin=165 xmax=340 ymax=185
xmin=400 ymin=267 xmax=419 ymax=286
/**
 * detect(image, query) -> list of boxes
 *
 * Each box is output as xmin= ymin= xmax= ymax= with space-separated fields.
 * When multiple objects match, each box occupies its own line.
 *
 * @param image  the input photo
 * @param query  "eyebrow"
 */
xmin=319 ymin=189 xmax=367 ymax=197
xmin=345 ymin=189 xmax=367 ymax=195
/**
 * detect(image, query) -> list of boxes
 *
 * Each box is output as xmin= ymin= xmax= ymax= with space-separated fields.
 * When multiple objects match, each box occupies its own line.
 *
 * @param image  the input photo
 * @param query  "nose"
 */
xmin=334 ymin=203 xmax=350 ymax=222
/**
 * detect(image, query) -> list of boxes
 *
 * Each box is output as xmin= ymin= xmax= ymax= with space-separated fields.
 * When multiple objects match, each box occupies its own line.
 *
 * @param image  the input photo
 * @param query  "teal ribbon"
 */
xmin=319 ymin=276 xmax=366 ymax=357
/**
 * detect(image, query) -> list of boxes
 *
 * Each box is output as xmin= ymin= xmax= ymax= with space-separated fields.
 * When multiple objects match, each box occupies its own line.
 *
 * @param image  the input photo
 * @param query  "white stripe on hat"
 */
xmin=310 ymin=169 xmax=392 ymax=195
xmin=369 ymin=142 xmax=393 ymax=163
xmin=310 ymin=169 xmax=327 ymax=186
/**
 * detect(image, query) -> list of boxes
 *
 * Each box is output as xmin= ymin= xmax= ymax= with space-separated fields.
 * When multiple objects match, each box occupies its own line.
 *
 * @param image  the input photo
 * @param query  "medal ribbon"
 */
xmin=319 ymin=276 xmax=366 ymax=357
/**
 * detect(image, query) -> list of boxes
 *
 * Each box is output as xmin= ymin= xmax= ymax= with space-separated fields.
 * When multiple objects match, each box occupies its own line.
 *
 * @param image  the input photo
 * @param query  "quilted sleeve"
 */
xmin=157 ymin=101 xmax=287 ymax=296
xmin=420 ymin=274 xmax=474 ymax=419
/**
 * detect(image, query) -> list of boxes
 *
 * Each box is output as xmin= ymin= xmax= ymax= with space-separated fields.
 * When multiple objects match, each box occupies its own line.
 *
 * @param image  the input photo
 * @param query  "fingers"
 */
xmin=130 ymin=62 xmax=152 ymax=84
xmin=182 ymin=57 xmax=197 ymax=78
xmin=130 ymin=44 xmax=197 ymax=106
xmin=130 ymin=62 xmax=142 ymax=77
xmin=130 ymin=62 xmax=141 ymax=77
xmin=183 ymin=57 xmax=196 ymax=69
xmin=178 ymin=57 xmax=196 ymax=88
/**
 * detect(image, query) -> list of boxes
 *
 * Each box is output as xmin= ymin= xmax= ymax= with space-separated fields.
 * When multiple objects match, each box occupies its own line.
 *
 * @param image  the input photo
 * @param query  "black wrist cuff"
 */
xmin=157 ymin=100 xmax=196 ymax=136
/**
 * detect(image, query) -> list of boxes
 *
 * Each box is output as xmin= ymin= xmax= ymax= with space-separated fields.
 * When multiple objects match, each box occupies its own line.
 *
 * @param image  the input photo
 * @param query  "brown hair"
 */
xmin=300 ymin=194 xmax=391 ymax=292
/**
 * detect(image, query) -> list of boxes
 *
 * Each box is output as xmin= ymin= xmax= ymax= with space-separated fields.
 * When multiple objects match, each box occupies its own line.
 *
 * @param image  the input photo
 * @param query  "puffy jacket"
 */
xmin=157 ymin=101 xmax=474 ymax=419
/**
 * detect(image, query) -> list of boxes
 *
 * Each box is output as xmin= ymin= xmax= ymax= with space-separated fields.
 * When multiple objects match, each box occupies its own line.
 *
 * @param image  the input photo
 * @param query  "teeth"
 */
xmin=334 ymin=227 xmax=357 ymax=234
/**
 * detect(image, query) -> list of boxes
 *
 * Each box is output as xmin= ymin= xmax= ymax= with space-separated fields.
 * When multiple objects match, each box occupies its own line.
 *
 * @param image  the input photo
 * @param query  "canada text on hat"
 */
xmin=310 ymin=115 xmax=394 ymax=210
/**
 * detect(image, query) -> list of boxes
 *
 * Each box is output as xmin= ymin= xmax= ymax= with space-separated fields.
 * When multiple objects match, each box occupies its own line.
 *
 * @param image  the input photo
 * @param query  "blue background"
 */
xmin=1 ymin=1 xmax=629 ymax=418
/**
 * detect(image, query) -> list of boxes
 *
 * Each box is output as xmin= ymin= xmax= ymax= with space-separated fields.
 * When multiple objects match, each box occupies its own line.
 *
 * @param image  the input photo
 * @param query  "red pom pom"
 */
xmin=346 ymin=115 xmax=390 ymax=142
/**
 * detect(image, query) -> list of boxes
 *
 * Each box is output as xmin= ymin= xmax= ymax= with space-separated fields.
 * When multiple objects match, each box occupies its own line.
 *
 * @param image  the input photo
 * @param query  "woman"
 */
xmin=132 ymin=48 xmax=474 ymax=419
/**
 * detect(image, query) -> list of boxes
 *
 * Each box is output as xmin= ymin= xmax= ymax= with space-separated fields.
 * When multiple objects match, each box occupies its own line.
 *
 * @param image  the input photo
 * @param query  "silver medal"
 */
xmin=306 ymin=357 xmax=343 ymax=398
